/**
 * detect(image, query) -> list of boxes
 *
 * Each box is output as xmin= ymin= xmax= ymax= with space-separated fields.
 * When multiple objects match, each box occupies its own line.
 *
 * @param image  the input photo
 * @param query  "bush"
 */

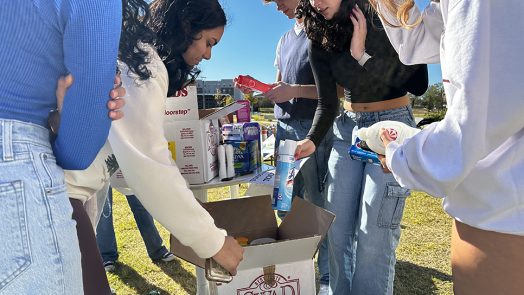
xmin=424 ymin=109 xmax=446 ymax=121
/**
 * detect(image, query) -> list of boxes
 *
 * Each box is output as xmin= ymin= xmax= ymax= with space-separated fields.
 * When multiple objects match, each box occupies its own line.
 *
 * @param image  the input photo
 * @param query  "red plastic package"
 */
xmin=234 ymin=75 xmax=273 ymax=93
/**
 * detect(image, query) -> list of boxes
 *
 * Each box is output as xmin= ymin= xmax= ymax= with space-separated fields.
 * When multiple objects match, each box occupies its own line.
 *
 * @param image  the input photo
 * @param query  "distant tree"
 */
xmin=224 ymin=95 xmax=233 ymax=106
xmin=420 ymin=83 xmax=446 ymax=112
xmin=243 ymin=92 xmax=259 ymax=106
xmin=258 ymin=96 xmax=273 ymax=108
xmin=213 ymin=89 xmax=234 ymax=107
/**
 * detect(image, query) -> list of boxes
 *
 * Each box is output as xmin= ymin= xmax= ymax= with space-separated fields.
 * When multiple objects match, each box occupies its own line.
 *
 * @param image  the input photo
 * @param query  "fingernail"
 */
xmin=109 ymin=102 xmax=115 ymax=108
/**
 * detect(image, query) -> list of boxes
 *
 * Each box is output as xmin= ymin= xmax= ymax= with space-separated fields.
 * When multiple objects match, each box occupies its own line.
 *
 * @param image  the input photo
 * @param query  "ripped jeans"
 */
xmin=326 ymin=107 xmax=415 ymax=295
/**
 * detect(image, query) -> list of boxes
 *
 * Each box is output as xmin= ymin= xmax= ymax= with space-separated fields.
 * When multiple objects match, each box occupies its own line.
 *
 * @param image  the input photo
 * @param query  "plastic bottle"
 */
xmin=217 ymin=145 xmax=228 ymax=180
xmin=356 ymin=120 xmax=420 ymax=155
xmin=225 ymin=144 xmax=236 ymax=178
xmin=272 ymin=142 xmax=286 ymax=209
xmin=275 ymin=140 xmax=297 ymax=211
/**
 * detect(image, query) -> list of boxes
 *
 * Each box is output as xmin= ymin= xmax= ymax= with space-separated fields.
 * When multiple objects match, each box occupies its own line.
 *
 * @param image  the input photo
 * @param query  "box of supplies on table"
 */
xmin=163 ymin=84 xmax=243 ymax=184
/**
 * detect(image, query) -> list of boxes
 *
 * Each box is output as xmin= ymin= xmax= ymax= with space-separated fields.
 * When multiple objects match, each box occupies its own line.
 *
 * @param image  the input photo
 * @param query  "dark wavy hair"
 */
xmin=296 ymin=0 xmax=375 ymax=52
xmin=148 ymin=0 xmax=227 ymax=96
xmin=119 ymin=0 xmax=157 ymax=80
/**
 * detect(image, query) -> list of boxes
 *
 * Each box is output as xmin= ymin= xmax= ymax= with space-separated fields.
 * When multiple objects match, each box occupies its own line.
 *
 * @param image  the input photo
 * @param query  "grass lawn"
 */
xmin=107 ymin=187 xmax=453 ymax=295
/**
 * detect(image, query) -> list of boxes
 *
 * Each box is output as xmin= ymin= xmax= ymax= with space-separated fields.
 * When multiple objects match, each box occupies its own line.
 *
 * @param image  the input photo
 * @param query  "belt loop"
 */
xmin=2 ymin=120 xmax=14 ymax=161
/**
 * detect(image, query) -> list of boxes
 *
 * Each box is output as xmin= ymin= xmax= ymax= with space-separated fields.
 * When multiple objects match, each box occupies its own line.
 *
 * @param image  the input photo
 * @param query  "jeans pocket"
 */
xmin=0 ymin=180 xmax=32 ymax=290
xmin=377 ymin=183 xmax=409 ymax=229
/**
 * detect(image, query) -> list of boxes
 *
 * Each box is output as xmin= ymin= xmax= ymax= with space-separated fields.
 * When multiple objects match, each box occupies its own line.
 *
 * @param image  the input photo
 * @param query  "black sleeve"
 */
xmin=306 ymin=43 xmax=340 ymax=147
xmin=341 ymin=25 xmax=429 ymax=95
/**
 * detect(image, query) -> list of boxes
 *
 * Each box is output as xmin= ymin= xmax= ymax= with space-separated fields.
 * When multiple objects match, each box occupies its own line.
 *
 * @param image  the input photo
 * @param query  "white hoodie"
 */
xmin=65 ymin=46 xmax=226 ymax=258
xmin=378 ymin=0 xmax=524 ymax=235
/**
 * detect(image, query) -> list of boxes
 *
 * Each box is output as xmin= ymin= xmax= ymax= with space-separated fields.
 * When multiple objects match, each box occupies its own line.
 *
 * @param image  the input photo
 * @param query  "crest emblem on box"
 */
xmin=236 ymin=274 xmax=300 ymax=295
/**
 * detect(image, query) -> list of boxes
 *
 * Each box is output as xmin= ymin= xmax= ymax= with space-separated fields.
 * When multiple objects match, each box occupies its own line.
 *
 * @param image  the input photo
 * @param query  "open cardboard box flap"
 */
xmin=279 ymin=196 xmax=335 ymax=243
xmin=198 ymin=102 xmax=244 ymax=120
xmin=170 ymin=195 xmax=335 ymax=269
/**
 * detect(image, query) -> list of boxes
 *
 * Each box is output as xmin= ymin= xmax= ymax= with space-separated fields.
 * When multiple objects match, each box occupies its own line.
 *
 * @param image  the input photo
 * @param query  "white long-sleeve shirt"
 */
xmin=65 ymin=47 xmax=226 ymax=258
xmin=378 ymin=0 xmax=524 ymax=235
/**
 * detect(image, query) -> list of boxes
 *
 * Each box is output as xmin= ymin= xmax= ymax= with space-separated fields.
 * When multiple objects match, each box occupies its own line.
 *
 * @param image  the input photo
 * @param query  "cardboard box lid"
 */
xmin=199 ymin=102 xmax=244 ymax=120
xmin=170 ymin=195 xmax=278 ymax=268
xmin=278 ymin=197 xmax=335 ymax=248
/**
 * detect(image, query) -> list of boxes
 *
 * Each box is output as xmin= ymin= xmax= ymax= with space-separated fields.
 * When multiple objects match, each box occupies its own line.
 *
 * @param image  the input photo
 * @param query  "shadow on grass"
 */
xmin=394 ymin=260 xmax=452 ymax=295
xmin=113 ymin=262 xmax=170 ymax=295
xmin=155 ymin=258 xmax=196 ymax=294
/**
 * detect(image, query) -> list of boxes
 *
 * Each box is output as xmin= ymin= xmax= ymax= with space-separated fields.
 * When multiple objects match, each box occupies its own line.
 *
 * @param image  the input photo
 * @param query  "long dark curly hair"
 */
xmin=296 ymin=0 xmax=376 ymax=52
xmin=148 ymin=0 xmax=227 ymax=96
xmin=119 ymin=0 xmax=157 ymax=80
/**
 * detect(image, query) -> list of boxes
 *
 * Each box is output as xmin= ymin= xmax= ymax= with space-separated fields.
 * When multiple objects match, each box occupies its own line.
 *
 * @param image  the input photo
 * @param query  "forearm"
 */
xmin=295 ymin=84 xmax=318 ymax=99
xmin=55 ymin=1 xmax=121 ymax=170
xmin=376 ymin=1 xmax=443 ymax=64
xmin=307 ymin=44 xmax=339 ymax=146
xmin=386 ymin=0 xmax=524 ymax=197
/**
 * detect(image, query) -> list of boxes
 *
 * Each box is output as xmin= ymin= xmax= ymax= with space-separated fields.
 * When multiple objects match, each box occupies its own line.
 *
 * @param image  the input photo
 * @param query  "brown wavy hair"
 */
xmin=295 ymin=0 xmax=377 ymax=52
xmin=148 ymin=0 xmax=227 ymax=95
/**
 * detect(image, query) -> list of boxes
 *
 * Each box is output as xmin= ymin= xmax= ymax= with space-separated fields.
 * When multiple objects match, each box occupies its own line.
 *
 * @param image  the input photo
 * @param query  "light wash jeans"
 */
xmin=96 ymin=189 xmax=170 ymax=262
xmin=0 ymin=120 xmax=82 ymax=294
xmin=276 ymin=118 xmax=333 ymax=285
xmin=327 ymin=107 xmax=415 ymax=295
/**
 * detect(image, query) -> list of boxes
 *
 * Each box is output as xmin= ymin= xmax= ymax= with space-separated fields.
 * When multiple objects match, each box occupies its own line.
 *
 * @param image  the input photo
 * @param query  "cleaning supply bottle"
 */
xmin=274 ymin=140 xmax=297 ymax=211
xmin=356 ymin=120 xmax=420 ymax=155
xmin=272 ymin=142 xmax=285 ymax=209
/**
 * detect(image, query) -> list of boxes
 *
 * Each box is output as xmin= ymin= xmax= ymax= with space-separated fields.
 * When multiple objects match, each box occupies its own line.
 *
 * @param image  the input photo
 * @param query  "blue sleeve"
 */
xmin=53 ymin=0 xmax=122 ymax=170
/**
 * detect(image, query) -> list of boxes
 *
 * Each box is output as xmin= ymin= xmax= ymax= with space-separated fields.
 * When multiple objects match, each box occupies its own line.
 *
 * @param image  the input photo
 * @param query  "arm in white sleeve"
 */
xmin=109 ymin=55 xmax=225 ymax=258
xmin=386 ymin=0 xmax=524 ymax=197
xmin=376 ymin=1 xmax=443 ymax=64
xmin=274 ymin=36 xmax=283 ymax=71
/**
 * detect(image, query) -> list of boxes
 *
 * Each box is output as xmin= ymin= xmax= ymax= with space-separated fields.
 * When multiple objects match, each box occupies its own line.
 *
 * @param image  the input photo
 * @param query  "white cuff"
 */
xmin=357 ymin=51 xmax=372 ymax=66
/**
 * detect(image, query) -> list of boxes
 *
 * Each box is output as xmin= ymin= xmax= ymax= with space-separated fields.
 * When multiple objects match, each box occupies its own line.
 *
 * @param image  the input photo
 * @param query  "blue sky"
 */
xmin=198 ymin=0 xmax=442 ymax=85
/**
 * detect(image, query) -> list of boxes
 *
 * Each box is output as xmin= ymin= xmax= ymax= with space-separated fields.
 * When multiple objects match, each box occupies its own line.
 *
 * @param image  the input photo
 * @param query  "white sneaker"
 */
xmin=318 ymin=284 xmax=329 ymax=295
xmin=103 ymin=261 xmax=116 ymax=272
xmin=161 ymin=252 xmax=176 ymax=262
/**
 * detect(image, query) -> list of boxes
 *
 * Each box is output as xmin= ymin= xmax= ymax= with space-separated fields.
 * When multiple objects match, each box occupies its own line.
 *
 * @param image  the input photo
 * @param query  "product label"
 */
xmin=275 ymin=155 xmax=295 ymax=211
xmin=348 ymin=139 xmax=381 ymax=165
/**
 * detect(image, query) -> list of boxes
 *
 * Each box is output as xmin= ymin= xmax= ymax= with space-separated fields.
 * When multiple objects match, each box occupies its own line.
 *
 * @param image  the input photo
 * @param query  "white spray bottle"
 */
xmin=356 ymin=120 xmax=420 ymax=155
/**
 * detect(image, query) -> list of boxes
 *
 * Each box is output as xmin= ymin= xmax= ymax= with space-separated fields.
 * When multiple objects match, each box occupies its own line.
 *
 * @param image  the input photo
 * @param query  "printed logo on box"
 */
xmin=236 ymin=274 xmax=300 ymax=295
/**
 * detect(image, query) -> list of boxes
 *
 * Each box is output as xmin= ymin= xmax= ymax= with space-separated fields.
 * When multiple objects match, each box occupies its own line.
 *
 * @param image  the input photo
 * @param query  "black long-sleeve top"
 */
xmin=306 ymin=23 xmax=429 ymax=147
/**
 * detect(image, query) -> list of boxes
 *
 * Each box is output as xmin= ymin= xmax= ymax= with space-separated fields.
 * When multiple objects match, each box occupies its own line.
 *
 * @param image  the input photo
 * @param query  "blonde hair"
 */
xmin=368 ymin=0 xmax=422 ymax=29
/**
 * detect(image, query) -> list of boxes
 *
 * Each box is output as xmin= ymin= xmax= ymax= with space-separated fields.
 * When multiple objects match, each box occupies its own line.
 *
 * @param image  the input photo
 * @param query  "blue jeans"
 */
xmin=327 ymin=107 xmax=414 ymax=295
xmin=0 ymin=120 xmax=82 ymax=294
xmin=96 ymin=189 xmax=170 ymax=262
xmin=276 ymin=118 xmax=333 ymax=285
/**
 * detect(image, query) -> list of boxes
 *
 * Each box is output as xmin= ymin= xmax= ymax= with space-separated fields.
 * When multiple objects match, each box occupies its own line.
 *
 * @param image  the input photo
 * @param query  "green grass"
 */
xmin=108 ymin=187 xmax=452 ymax=295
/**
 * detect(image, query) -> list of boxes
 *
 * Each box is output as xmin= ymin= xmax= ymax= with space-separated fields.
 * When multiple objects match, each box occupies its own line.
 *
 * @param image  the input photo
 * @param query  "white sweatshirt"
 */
xmin=65 ymin=47 xmax=226 ymax=258
xmin=378 ymin=1 xmax=524 ymax=235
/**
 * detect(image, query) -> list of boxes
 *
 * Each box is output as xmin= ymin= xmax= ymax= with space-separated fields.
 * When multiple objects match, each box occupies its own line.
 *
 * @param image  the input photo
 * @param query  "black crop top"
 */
xmin=306 ymin=23 xmax=428 ymax=147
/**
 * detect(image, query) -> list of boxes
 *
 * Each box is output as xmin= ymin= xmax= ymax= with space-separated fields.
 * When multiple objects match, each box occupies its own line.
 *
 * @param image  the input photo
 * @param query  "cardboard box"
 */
xmin=164 ymin=85 xmax=199 ymax=121
xmin=164 ymin=86 xmax=243 ymax=184
xmin=170 ymin=195 xmax=335 ymax=294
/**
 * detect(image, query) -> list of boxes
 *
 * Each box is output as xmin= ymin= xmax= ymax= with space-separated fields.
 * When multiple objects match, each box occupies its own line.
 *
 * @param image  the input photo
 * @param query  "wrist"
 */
xmin=352 ymin=50 xmax=365 ymax=61
xmin=357 ymin=51 xmax=372 ymax=66
xmin=295 ymin=84 xmax=302 ymax=98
